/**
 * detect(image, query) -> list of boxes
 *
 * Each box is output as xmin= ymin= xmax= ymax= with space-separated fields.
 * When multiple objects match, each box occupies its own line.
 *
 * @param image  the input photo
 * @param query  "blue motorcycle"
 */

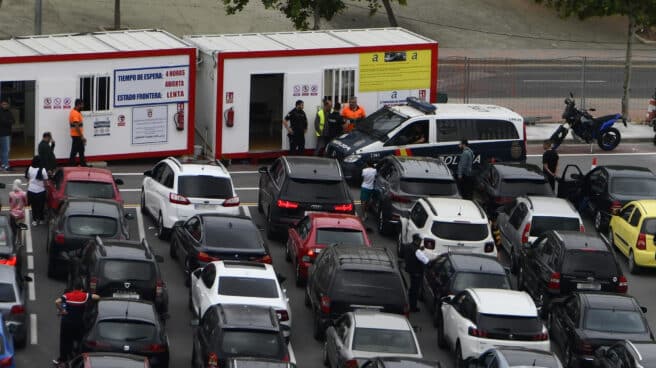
xmin=550 ymin=93 xmax=625 ymax=151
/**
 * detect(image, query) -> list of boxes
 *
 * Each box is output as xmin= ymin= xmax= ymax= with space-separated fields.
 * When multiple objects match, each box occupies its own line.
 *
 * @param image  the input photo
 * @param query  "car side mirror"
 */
xmin=125 ymin=213 xmax=135 ymax=220
xmin=17 ymin=223 xmax=28 ymax=230
xmin=114 ymin=177 xmax=124 ymax=185
xmin=173 ymin=220 xmax=185 ymax=228
xmin=190 ymin=319 xmax=199 ymax=327
xmin=258 ymin=166 xmax=268 ymax=174
xmin=641 ymin=306 xmax=648 ymax=313
xmin=154 ymin=255 xmax=164 ymax=263
xmin=143 ymin=170 xmax=153 ymax=177
xmin=23 ymin=275 xmax=33 ymax=282
xmin=441 ymin=295 xmax=454 ymax=304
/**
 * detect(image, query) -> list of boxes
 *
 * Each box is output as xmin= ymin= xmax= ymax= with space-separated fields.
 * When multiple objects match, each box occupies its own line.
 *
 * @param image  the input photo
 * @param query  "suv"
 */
xmin=73 ymin=237 xmax=168 ymax=316
xmin=372 ymin=156 xmax=459 ymax=235
xmin=191 ymin=304 xmax=292 ymax=368
xmin=66 ymin=353 xmax=150 ymax=368
xmin=141 ymin=157 xmax=240 ymax=239
xmin=46 ymin=167 xmax=124 ymax=213
xmin=496 ymin=196 xmax=584 ymax=272
xmin=398 ymin=197 xmax=495 ymax=258
xmin=47 ymin=199 xmax=133 ymax=279
xmin=306 ymin=246 xmax=408 ymax=340
xmin=258 ymin=156 xmax=354 ymax=239
xmin=517 ymin=230 xmax=627 ymax=311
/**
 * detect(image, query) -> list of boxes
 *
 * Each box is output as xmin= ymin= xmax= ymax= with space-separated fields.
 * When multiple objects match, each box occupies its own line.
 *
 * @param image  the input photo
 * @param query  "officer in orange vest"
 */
xmin=314 ymin=99 xmax=332 ymax=156
xmin=68 ymin=99 xmax=87 ymax=167
xmin=341 ymin=96 xmax=366 ymax=132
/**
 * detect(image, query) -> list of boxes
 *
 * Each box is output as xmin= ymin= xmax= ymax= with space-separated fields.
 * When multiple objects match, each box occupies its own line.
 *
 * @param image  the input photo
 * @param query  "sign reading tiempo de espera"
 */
xmin=114 ymin=65 xmax=189 ymax=107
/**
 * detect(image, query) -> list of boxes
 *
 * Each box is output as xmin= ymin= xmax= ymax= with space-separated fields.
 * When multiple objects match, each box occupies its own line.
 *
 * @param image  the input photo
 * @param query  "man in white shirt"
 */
xmin=360 ymin=161 xmax=377 ymax=221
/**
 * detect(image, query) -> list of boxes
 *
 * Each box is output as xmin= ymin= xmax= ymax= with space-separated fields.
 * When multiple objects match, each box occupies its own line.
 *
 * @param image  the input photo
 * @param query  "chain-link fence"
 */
xmin=438 ymin=57 xmax=656 ymax=123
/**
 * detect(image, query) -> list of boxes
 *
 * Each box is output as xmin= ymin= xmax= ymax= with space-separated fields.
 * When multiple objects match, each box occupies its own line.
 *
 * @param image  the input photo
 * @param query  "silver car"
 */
xmin=0 ymin=264 xmax=30 ymax=348
xmin=323 ymin=310 xmax=422 ymax=368
xmin=465 ymin=347 xmax=563 ymax=368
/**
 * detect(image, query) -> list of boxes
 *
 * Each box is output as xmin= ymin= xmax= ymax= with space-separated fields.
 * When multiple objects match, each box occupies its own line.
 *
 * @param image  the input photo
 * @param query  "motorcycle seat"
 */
xmin=592 ymin=114 xmax=619 ymax=124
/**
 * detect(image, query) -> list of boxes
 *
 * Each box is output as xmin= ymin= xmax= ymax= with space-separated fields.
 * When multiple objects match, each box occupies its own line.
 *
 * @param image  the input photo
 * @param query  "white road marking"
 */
xmin=136 ymin=206 xmax=145 ymax=241
xmin=30 ymin=314 xmax=37 ymax=345
xmin=523 ymin=79 xmax=606 ymax=83
xmin=528 ymin=151 xmax=656 ymax=158
xmin=27 ymin=272 xmax=35 ymax=301
xmin=27 ymin=255 xmax=33 ymax=270
xmin=25 ymin=209 xmax=32 ymax=254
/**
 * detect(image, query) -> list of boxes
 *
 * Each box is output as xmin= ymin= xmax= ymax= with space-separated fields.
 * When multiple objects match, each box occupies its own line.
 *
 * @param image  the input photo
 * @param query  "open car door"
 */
xmin=557 ymin=164 xmax=584 ymax=201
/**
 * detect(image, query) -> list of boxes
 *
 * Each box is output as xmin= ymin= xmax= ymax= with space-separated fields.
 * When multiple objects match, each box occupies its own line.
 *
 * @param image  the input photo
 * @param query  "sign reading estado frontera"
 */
xmin=114 ymin=65 xmax=189 ymax=107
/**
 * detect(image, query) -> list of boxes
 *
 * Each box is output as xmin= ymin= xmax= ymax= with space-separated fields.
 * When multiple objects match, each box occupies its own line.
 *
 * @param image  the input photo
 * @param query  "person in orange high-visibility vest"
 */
xmin=341 ymin=96 xmax=366 ymax=132
xmin=68 ymin=99 xmax=87 ymax=167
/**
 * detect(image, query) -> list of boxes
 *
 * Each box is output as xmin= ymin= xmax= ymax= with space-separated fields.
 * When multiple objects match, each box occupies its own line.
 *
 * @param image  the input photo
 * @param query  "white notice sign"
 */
xmin=114 ymin=65 xmax=189 ymax=107
xmin=132 ymin=105 xmax=168 ymax=145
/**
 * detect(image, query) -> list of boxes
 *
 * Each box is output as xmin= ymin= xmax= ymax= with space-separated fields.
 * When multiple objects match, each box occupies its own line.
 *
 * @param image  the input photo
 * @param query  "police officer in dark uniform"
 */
xmin=327 ymin=102 xmax=345 ymax=141
xmin=283 ymin=100 xmax=308 ymax=155
xmin=403 ymin=234 xmax=429 ymax=313
xmin=53 ymin=280 xmax=100 ymax=365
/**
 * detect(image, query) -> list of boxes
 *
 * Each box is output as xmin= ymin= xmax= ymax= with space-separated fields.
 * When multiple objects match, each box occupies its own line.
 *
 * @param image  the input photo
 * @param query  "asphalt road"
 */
xmin=9 ymin=142 xmax=656 ymax=367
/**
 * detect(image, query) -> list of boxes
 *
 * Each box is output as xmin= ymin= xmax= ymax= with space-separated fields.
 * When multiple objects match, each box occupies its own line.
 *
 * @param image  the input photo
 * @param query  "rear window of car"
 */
xmin=352 ymin=327 xmax=417 ymax=354
xmin=0 ymin=283 xmax=15 ymax=303
xmin=610 ymin=177 xmax=656 ymax=197
xmin=178 ymin=175 xmax=233 ymax=199
xmin=334 ymin=271 xmax=404 ymax=298
xmin=218 ymin=277 xmax=279 ymax=298
xmin=642 ymin=218 xmax=656 ymax=234
xmin=316 ymin=228 xmax=365 ymax=246
xmin=65 ymin=181 xmax=115 ymax=199
xmin=562 ymin=250 xmax=618 ymax=278
xmin=584 ymin=309 xmax=646 ymax=333
xmin=531 ymin=216 xmax=580 ymax=236
xmin=452 ymin=272 xmax=510 ymax=292
xmin=0 ymin=227 xmax=9 ymax=247
xmin=203 ymin=219 xmax=263 ymax=250
xmin=96 ymin=320 xmax=156 ymax=341
xmin=502 ymin=350 xmax=559 ymax=368
xmin=67 ymin=216 xmax=118 ymax=237
xmin=89 ymin=357 xmax=145 ymax=368
xmin=282 ymin=179 xmax=348 ymax=203
xmin=477 ymin=314 xmax=542 ymax=334
xmin=221 ymin=331 xmax=284 ymax=358
xmin=431 ymin=222 xmax=489 ymax=241
xmin=101 ymin=260 xmax=155 ymax=282
xmin=499 ymin=180 xmax=553 ymax=197
xmin=400 ymin=178 xmax=458 ymax=196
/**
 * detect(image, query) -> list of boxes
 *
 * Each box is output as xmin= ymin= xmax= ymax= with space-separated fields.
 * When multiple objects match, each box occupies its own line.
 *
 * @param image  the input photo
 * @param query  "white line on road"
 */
xmin=528 ymin=151 xmax=656 ymax=158
xmin=27 ymin=272 xmax=35 ymax=301
xmin=25 ymin=209 xmax=32 ymax=254
xmin=30 ymin=314 xmax=37 ymax=345
xmin=136 ymin=206 xmax=145 ymax=241
xmin=523 ymin=79 xmax=606 ymax=83
xmin=27 ymin=255 xmax=33 ymax=271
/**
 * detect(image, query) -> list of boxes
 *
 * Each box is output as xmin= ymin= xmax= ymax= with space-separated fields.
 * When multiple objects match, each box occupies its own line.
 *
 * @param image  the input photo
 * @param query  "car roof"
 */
xmin=97 ymin=299 xmax=157 ymax=321
xmin=422 ymin=197 xmax=486 ymax=221
xmin=602 ymin=165 xmax=655 ymax=178
xmin=390 ymin=103 xmax=522 ymax=122
xmin=331 ymin=246 xmax=396 ymax=271
xmin=62 ymin=167 xmax=115 ymax=183
xmin=552 ymin=231 xmax=607 ymax=251
xmin=308 ymin=213 xmax=364 ymax=229
xmin=389 ymin=156 xmax=453 ymax=179
xmin=448 ymin=253 xmax=505 ymax=274
xmin=468 ymin=289 xmax=537 ymax=317
xmin=525 ymin=196 xmax=580 ymax=218
xmin=493 ymin=163 xmax=545 ymax=180
xmin=164 ymin=156 xmax=230 ymax=177
xmin=282 ymin=156 xmax=343 ymax=180
xmin=0 ymin=265 xmax=16 ymax=279
xmin=352 ymin=310 xmax=411 ymax=331
xmin=631 ymin=200 xmax=656 ymax=214
xmin=62 ymin=199 xmax=121 ymax=216
xmin=625 ymin=341 xmax=656 ymax=362
xmin=216 ymin=304 xmax=278 ymax=330
xmin=579 ymin=292 xmax=639 ymax=311
xmin=215 ymin=261 xmax=275 ymax=278
xmin=96 ymin=239 xmax=153 ymax=261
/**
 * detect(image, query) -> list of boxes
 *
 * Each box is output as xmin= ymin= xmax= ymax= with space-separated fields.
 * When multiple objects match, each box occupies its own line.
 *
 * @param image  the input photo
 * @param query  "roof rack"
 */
xmin=166 ymin=156 xmax=183 ymax=170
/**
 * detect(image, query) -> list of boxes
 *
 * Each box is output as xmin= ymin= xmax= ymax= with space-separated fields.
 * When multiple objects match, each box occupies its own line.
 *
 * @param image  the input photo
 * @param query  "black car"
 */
xmin=422 ymin=252 xmax=511 ymax=326
xmin=47 ymin=199 xmax=133 ymax=278
xmin=361 ymin=357 xmax=441 ymax=368
xmin=0 ymin=215 xmax=28 ymax=279
xmin=170 ymin=211 xmax=272 ymax=283
xmin=73 ymin=237 xmax=168 ymax=316
xmin=372 ymin=156 xmax=459 ymax=235
xmin=80 ymin=299 xmax=169 ymax=368
xmin=66 ymin=352 xmax=150 ymax=368
xmin=306 ymin=245 xmax=407 ymax=340
xmin=472 ymin=163 xmax=553 ymax=218
xmin=557 ymin=165 xmax=656 ymax=232
xmin=596 ymin=340 xmax=656 ymax=368
xmin=191 ymin=304 xmax=290 ymax=368
xmin=517 ymin=230 xmax=626 ymax=311
xmin=548 ymin=292 xmax=654 ymax=368
xmin=258 ymin=156 xmax=354 ymax=239
xmin=465 ymin=347 xmax=563 ymax=368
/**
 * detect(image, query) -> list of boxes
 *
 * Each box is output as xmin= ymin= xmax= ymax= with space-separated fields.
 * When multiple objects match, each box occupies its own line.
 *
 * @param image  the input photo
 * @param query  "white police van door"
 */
xmin=381 ymin=119 xmax=434 ymax=158
xmin=282 ymin=72 xmax=322 ymax=151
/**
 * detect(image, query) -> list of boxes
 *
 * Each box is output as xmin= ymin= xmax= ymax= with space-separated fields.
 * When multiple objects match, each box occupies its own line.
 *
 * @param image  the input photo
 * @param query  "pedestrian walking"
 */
xmin=403 ymin=234 xmax=430 ymax=313
xmin=69 ymin=99 xmax=87 ymax=167
xmin=314 ymin=99 xmax=332 ymax=156
xmin=25 ymin=156 xmax=47 ymax=226
xmin=53 ymin=280 xmax=100 ymax=365
xmin=327 ymin=102 xmax=345 ymax=140
xmin=282 ymin=100 xmax=308 ymax=155
xmin=457 ymin=139 xmax=475 ymax=199
xmin=341 ymin=96 xmax=366 ymax=132
xmin=38 ymin=131 xmax=57 ymax=174
xmin=8 ymin=179 xmax=27 ymax=237
xmin=0 ymin=100 xmax=14 ymax=171
xmin=360 ymin=161 xmax=377 ymax=221
xmin=542 ymin=139 xmax=559 ymax=191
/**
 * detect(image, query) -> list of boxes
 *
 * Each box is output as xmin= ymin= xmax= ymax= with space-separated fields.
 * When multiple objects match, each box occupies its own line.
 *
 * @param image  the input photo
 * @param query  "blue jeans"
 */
xmin=0 ymin=135 xmax=10 ymax=169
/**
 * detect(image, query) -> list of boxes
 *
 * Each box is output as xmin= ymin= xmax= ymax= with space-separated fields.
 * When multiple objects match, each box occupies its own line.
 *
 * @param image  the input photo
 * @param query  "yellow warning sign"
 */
xmin=359 ymin=50 xmax=432 ymax=92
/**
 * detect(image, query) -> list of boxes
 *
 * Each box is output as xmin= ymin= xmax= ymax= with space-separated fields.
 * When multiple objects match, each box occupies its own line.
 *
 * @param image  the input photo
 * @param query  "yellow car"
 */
xmin=609 ymin=199 xmax=656 ymax=274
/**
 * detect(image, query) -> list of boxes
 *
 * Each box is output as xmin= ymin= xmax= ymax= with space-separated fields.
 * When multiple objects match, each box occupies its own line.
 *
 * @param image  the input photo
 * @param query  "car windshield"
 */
xmin=0 ymin=227 xmax=9 ymax=247
xmin=562 ymin=250 xmax=618 ymax=278
xmin=203 ymin=218 xmax=263 ymax=250
xmin=352 ymin=327 xmax=417 ymax=354
xmin=96 ymin=320 xmax=156 ymax=342
xmin=499 ymin=180 xmax=553 ymax=197
xmin=584 ymin=308 xmax=646 ymax=333
xmin=218 ymin=277 xmax=279 ymax=298
xmin=610 ymin=177 xmax=656 ymax=197
xmin=221 ymin=331 xmax=283 ymax=358
xmin=335 ymin=271 xmax=404 ymax=299
xmin=502 ymin=350 xmax=559 ymax=368
xmin=67 ymin=216 xmax=118 ymax=237
xmin=531 ymin=216 xmax=580 ymax=236
xmin=178 ymin=175 xmax=233 ymax=199
xmin=477 ymin=314 xmax=542 ymax=334
xmin=315 ymin=228 xmax=365 ymax=245
xmin=356 ymin=108 xmax=408 ymax=140
xmin=431 ymin=222 xmax=489 ymax=241
xmin=400 ymin=178 xmax=459 ymax=196
xmin=282 ymin=179 xmax=348 ymax=203
xmin=452 ymin=272 xmax=510 ymax=292
xmin=101 ymin=260 xmax=155 ymax=281
xmin=0 ymin=283 xmax=15 ymax=303
xmin=65 ymin=181 xmax=115 ymax=199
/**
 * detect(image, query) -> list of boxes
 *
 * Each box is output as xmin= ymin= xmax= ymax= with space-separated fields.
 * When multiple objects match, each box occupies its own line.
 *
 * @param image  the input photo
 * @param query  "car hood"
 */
xmin=328 ymin=130 xmax=378 ymax=155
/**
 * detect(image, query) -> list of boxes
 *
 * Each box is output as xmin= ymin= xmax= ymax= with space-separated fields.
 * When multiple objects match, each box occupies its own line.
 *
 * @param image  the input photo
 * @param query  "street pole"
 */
xmin=35 ymin=0 xmax=42 ymax=35
xmin=114 ymin=0 xmax=121 ymax=30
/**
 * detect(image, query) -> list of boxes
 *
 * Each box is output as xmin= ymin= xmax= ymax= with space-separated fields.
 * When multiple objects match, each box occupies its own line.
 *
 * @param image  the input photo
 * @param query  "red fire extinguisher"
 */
xmin=174 ymin=103 xmax=185 ymax=131
xmin=224 ymin=107 xmax=234 ymax=127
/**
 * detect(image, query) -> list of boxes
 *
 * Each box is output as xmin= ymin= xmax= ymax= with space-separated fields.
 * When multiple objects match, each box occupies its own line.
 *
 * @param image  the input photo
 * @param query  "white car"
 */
xmin=398 ymin=197 xmax=496 ymax=258
xmin=190 ymin=261 xmax=292 ymax=334
xmin=438 ymin=288 xmax=550 ymax=364
xmin=141 ymin=156 xmax=245 ymax=239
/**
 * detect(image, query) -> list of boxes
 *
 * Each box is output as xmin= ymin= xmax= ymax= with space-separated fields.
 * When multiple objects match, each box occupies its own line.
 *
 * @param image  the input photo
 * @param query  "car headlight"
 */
xmin=344 ymin=154 xmax=362 ymax=163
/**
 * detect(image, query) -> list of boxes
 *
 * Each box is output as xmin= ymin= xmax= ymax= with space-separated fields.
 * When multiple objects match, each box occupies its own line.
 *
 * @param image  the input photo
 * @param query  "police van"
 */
xmin=325 ymin=97 xmax=526 ymax=182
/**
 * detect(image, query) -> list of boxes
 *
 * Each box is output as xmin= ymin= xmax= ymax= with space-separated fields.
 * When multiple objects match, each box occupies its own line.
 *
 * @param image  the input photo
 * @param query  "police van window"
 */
xmin=436 ymin=119 xmax=519 ymax=142
xmin=359 ymin=108 xmax=407 ymax=138
xmin=387 ymin=120 xmax=428 ymax=146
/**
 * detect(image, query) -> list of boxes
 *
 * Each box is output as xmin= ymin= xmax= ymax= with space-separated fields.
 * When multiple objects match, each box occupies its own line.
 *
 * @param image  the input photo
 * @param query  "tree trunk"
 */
xmin=621 ymin=16 xmax=635 ymax=120
xmin=312 ymin=1 xmax=320 ymax=30
xmin=381 ymin=0 xmax=398 ymax=27
xmin=114 ymin=0 xmax=121 ymax=30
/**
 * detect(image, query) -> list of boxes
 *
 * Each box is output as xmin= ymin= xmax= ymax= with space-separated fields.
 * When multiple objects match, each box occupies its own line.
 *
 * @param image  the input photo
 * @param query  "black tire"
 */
xmin=455 ymin=342 xmax=465 ymax=368
xmin=14 ymin=333 xmax=26 ymax=349
xmin=157 ymin=213 xmax=170 ymax=240
xmin=517 ymin=267 xmax=525 ymax=291
xmin=594 ymin=210 xmax=607 ymax=233
xmin=597 ymin=127 xmax=621 ymax=151
xmin=436 ymin=310 xmax=448 ymax=349
xmin=377 ymin=208 xmax=391 ymax=236
xmin=510 ymin=247 xmax=518 ymax=274
xmin=550 ymin=125 xmax=568 ymax=149
xmin=140 ymin=190 xmax=147 ymax=214
xmin=628 ymin=250 xmax=640 ymax=275
xmin=322 ymin=342 xmax=330 ymax=367
xmin=265 ymin=209 xmax=277 ymax=240
xmin=295 ymin=263 xmax=304 ymax=287
xmin=184 ymin=259 xmax=192 ymax=287
xmin=313 ymin=312 xmax=325 ymax=341
xmin=397 ymin=232 xmax=405 ymax=259
xmin=257 ymin=191 xmax=264 ymax=214
xmin=285 ymin=240 xmax=292 ymax=262
xmin=169 ymin=237 xmax=177 ymax=259
xmin=304 ymin=289 xmax=311 ymax=308
xmin=188 ymin=286 xmax=193 ymax=311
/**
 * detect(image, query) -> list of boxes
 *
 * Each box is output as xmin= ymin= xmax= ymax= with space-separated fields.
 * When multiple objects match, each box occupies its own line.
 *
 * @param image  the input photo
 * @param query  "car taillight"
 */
xmin=257 ymin=255 xmax=273 ymax=264
xmin=169 ymin=192 xmax=190 ymax=205
xmin=345 ymin=359 xmax=358 ymax=368
xmin=577 ymin=340 xmax=594 ymax=354
xmin=146 ymin=343 xmax=167 ymax=353
xmin=637 ymin=233 xmax=647 ymax=250
xmin=207 ymin=352 xmax=219 ymax=367
xmin=617 ymin=275 xmax=628 ymax=293
xmin=468 ymin=326 xmax=488 ymax=338
xmin=0 ymin=256 xmax=16 ymax=266
xmin=521 ymin=223 xmax=531 ymax=244
xmin=334 ymin=203 xmax=353 ymax=212
xmin=580 ymin=224 xmax=585 ymax=232
xmin=390 ymin=192 xmax=411 ymax=203
xmin=484 ymin=241 xmax=495 ymax=253
xmin=276 ymin=309 xmax=289 ymax=322
xmin=277 ymin=199 xmax=299 ymax=209
xmin=156 ymin=279 xmax=164 ymax=297
xmin=424 ymin=238 xmax=435 ymax=250
xmin=494 ymin=196 xmax=514 ymax=205
xmin=89 ymin=277 xmax=97 ymax=293
xmin=197 ymin=252 xmax=218 ymax=263
xmin=10 ymin=305 xmax=24 ymax=315
xmin=0 ymin=357 xmax=12 ymax=367
xmin=55 ymin=233 xmax=65 ymax=245
xmin=532 ymin=331 xmax=549 ymax=341
xmin=222 ymin=196 xmax=240 ymax=207
xmin=547 ymin=272 xmax=561 ymax=291
xmin=610 ymin=200 xmax=622 ymax=212
xmin=320 ymin=295 xmax=331 ymax=314
xmin=282 ymin=354 xmax=290 ymax=362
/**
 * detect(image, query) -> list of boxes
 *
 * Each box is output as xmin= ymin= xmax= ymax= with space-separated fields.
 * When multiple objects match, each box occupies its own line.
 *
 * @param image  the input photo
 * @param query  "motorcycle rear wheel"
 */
xmin=550 ymin=126 xmax=568 ymax=148
xmin=597 ymin=127 xmax=621 ymax=151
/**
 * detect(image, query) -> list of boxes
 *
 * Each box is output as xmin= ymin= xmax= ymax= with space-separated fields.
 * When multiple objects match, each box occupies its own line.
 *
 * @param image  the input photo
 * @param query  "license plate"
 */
xmin=577 ymin=282 xmax=601 ymax=290
xmin=314 ymin=248 xmax=322 ymax=253
xmin=195 ymin=204 xmax=216 ymax=210
xmin=113 ymin=292 xmax=140 ymax=299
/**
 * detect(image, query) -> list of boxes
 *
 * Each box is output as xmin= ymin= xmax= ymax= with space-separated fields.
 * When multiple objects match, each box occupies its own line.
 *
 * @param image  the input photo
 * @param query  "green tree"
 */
xmin=535 ymin=0 xmax=656 ymax=119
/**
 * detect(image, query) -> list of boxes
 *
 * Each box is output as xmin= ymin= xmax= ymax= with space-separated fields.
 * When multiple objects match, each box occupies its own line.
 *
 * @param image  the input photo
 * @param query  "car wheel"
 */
xmin=140 ymin=189 xmax=147 ymax=214
xmin=184 ymin=259 xmax=192 ymax=287
xmin=304 ymin=289 xmax=311 ymax=308
xmin=594 ymin=211 xmax=606 ymax=233
xmin=432 ymin=300 xmax=441 ymax=327
xmin=295 ymin=263 xmax=304 ymax=288
xmin=562 ymin=344 xmax=574 ymax=368
xmin=169 ymin=237 xmax=177 ymax=259
xmin=436 ymin=310 xmax=448 ymax=349
xmin=188 ymin=286 xmax=193 ymax=312
xmin=14 ymin=332 xmax=26 ymax=349
xmin=285 ymin=240 xmax=292 ymax=262
xmin=517 ymin=267 xmax=525 ymax=291
xmin=313 ymin=312 xmax=325 ymax=341
xmin=608 ymin=228 xmax=615 ymax=247
xmin=157 ymin=212 xmax=170 ymax=240
xmin=397 ymin=232 xmax=405 ymax=259
xmin=510 ymin=247 xmax=518 ymax=274
xmin=257 ymin=191 xmax=263 ymax=214
xmin=322 ymin=342 xmax=330 ymax=367
xmin=455 ymin=341 xmax=465 ymax=368
xmin=378 ymin=209 xmax=390 ymax=236
xmin=265 ymin=208 xmax=277 ymax=240
xmin=628 ymin=250 xmax=640 ymax=274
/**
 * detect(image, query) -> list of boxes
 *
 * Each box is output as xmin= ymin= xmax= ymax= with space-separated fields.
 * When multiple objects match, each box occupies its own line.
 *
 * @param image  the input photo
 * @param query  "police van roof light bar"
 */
xmin=406 ymin=97 xmax=436 ymax=114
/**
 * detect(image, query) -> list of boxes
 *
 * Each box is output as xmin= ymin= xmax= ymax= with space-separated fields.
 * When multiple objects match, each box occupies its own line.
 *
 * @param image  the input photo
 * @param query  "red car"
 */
xmin=285 ymin=213 xmax=371 ymax=286
xmin=46 ymin=167 xmax=124 ymax=212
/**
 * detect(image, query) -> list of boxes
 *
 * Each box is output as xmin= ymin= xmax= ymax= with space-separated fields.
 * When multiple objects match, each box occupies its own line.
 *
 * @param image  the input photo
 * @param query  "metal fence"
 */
xmin=437 ymin=57 xmax=656 ymax=123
